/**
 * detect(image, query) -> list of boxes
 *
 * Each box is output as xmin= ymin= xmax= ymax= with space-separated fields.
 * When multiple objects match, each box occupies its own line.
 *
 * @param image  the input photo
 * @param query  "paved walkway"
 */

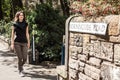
xmin=0 ymin=39 xmax=57 ymax=80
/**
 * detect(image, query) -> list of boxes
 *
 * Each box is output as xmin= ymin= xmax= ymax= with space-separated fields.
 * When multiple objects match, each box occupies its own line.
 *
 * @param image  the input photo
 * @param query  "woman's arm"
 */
xmin=26 ymin=26 xmax=30 ymax=48
xmin=11 ymin=26 xmax=15 ymax=50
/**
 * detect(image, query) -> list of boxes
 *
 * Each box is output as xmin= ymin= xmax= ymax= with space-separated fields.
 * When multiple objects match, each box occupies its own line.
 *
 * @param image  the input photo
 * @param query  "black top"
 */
xmin=13 ymin=21 xmax=28 ymax=43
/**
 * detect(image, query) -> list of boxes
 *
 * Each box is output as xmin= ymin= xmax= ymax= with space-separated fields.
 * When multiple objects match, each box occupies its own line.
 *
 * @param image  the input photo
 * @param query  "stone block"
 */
xmin=85 ymin=68 xmax=100 ymax=80
xmin=74 ymin=35 xmax=83 ymax=47
xmin=95 ymin=16 xmax=104 ymax=22
xmin=89 ymin=43 xmax=94 ymax=56
xmin=69 ymin=68 xmax=78 ymax=79
xmin=90 ymin=35 xmax=98 ymax=40
xmin=77 ymin=47 xmax=83 ymax=54
xmin=79 ymin=61 xmax=85 ymax=67
xmin=101 ymin=67 xmax=112 ymax=80
xmin=110 ymin=67 xmax=120 ymax=80
xmin=108 ymin=16 xmax=119 ymax=35
xmin=69 ymin=78 xmax=74 ymax=80
xmin=70 ymin=32 xmax=74 ymax=38
xmin=78 ymin=61 xmax=85 ymax=72
xmin=101 ymin=42 xmax=113 ymax=61
xmin=83 ymin=43 xmax=92 ymax=55
xmin=69 ymin=46 xmax=78 ymax=60
xmin=72 ymin=16 xmax=85 ymax=22
xmin=56 ymin=65 xmax=67 ymax=78
xmin=104 ymin=15 xmax=118 ymax=23
xmin=90 ymin=41 xmax=101 ymax=57
xmin=85 ymin=64 xmax=100 ymax=80
xmin=69 ymin=58 xmax=79 ymax=70
xmin=85 ymin=64 xmax=101 ymax=74
xmin=101 ymin=61 xmax=113 ymax=70
xmin=83 ymin=34 xmax=90 ymax=44
xmin=69 ymin=37 xmax=74 ymax=46
xmin=78 ymin=54 xmax=88 ymax=62
xmin=88 ymin=57 xmax=101 ymax=67
xmin=101 ymin=62 xmax=112 ymax=80
xmin=78 ymin=72 xmax=93 ymax=80
xmin=78 ymin=67 xmax=84 ymax=72
xmin=109 ymin=35 xmax=120 ymax=43
xmin=114 ymin=44 xmax=120 ymax=65
xmin=101 ymin=62 xmax=120 ymax=80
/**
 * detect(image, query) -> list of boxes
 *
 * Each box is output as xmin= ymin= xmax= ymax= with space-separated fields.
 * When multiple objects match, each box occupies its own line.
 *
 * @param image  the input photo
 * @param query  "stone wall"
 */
xmin=68 ymin=15 xmax=120 ymax=80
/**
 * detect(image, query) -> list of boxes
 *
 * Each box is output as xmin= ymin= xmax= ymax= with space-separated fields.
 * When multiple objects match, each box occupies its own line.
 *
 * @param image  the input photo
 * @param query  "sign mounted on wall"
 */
xmin=69 ymin=22 xmax=108 ymax=35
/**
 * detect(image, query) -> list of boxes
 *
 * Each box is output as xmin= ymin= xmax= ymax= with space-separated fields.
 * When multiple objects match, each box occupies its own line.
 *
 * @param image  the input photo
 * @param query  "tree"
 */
xmin=0 ymin=0 xmax=24 ymax=21
xmin=0 ymin=0 xmax=3 ymax=20
xmin=60 ymin=0 xmax=70 ymax=16
xmin=11 ymin=0 xmax=23 ymax=16
xmin=27 ymin=4 xmax=66 ymax=61
xmin=70 ymin=0 xmax=120 ymax=16
xmin=39 ymin=0 xmax=44 ymax=4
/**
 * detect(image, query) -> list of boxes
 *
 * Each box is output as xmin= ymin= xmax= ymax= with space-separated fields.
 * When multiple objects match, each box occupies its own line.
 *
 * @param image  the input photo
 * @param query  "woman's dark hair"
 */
xmin=14 ymin=11 xmax=26 ymax=22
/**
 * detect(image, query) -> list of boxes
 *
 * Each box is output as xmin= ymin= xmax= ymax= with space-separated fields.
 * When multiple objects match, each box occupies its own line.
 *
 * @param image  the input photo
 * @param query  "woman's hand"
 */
xmin=10 ymin=44 xmax=14 ymax=50
xmin=26 ymin=26 xmax=30 ymax=49
xmin=27 ymin=42 xmax=30 ymax=49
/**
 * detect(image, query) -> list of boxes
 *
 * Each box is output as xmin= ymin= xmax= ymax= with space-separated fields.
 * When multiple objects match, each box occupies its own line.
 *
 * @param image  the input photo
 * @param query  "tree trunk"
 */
xmin=64 ymin=0 xmax=69 ymax=16
xmin=12 ymin=0 xmax=23 ymax=13
xmin=0 ymin=0 xmax=3 ymax=20
xmin=9 ymin=0 xmax=23 ymax=20
xmin=60 ymin=0 xmax=69 ymax=16
xmin=23 ymin=0 xmax=28 ymax=7
xmin=40 ymin=0 xmax=44 ymax=4
xmin=49 ymin=0 xmax=53 ymax=6
xmin=18 ymin=0 xmax=23 ymax=8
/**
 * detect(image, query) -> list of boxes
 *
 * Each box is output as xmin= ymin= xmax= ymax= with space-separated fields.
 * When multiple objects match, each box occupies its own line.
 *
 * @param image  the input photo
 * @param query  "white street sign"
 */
xmin=69 ymin=22 xmax=108 ymax=35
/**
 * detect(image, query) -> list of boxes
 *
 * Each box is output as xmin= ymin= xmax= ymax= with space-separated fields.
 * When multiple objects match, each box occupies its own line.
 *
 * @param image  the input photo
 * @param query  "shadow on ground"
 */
xmin=0 ymin=49 xmax=57 ymax=80
xmin=0 ymin=50 xmax=16 ymax=57
xmin=24 ymin=72 xmax=57 ymax=80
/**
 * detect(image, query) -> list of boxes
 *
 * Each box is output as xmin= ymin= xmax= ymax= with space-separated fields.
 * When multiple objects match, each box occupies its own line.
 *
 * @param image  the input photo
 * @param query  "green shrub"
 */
xmin=27 ymin=4 xmax=66 ymax=61
xmin=0 ymin=20 xmax=12 ymax=38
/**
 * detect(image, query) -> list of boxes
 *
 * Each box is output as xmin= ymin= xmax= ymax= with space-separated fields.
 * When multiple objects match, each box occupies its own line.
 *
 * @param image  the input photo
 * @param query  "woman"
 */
xmin=11 ymin=11 xmax=30 ymax=76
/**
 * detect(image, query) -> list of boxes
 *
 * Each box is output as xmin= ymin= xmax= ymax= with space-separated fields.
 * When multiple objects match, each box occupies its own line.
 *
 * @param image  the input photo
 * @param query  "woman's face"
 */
xmin=18 ymin=12 xmax=24 ymax=21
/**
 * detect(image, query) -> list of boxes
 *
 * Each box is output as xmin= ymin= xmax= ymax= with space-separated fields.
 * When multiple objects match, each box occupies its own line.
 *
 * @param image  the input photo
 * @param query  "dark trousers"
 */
xmin=14 ymin=42 xmax=28 ymax=72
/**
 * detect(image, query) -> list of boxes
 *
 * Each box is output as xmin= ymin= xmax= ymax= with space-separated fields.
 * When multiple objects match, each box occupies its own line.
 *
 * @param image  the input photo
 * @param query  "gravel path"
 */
xmin=0 ymin=39 xmax=57 ymax=80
